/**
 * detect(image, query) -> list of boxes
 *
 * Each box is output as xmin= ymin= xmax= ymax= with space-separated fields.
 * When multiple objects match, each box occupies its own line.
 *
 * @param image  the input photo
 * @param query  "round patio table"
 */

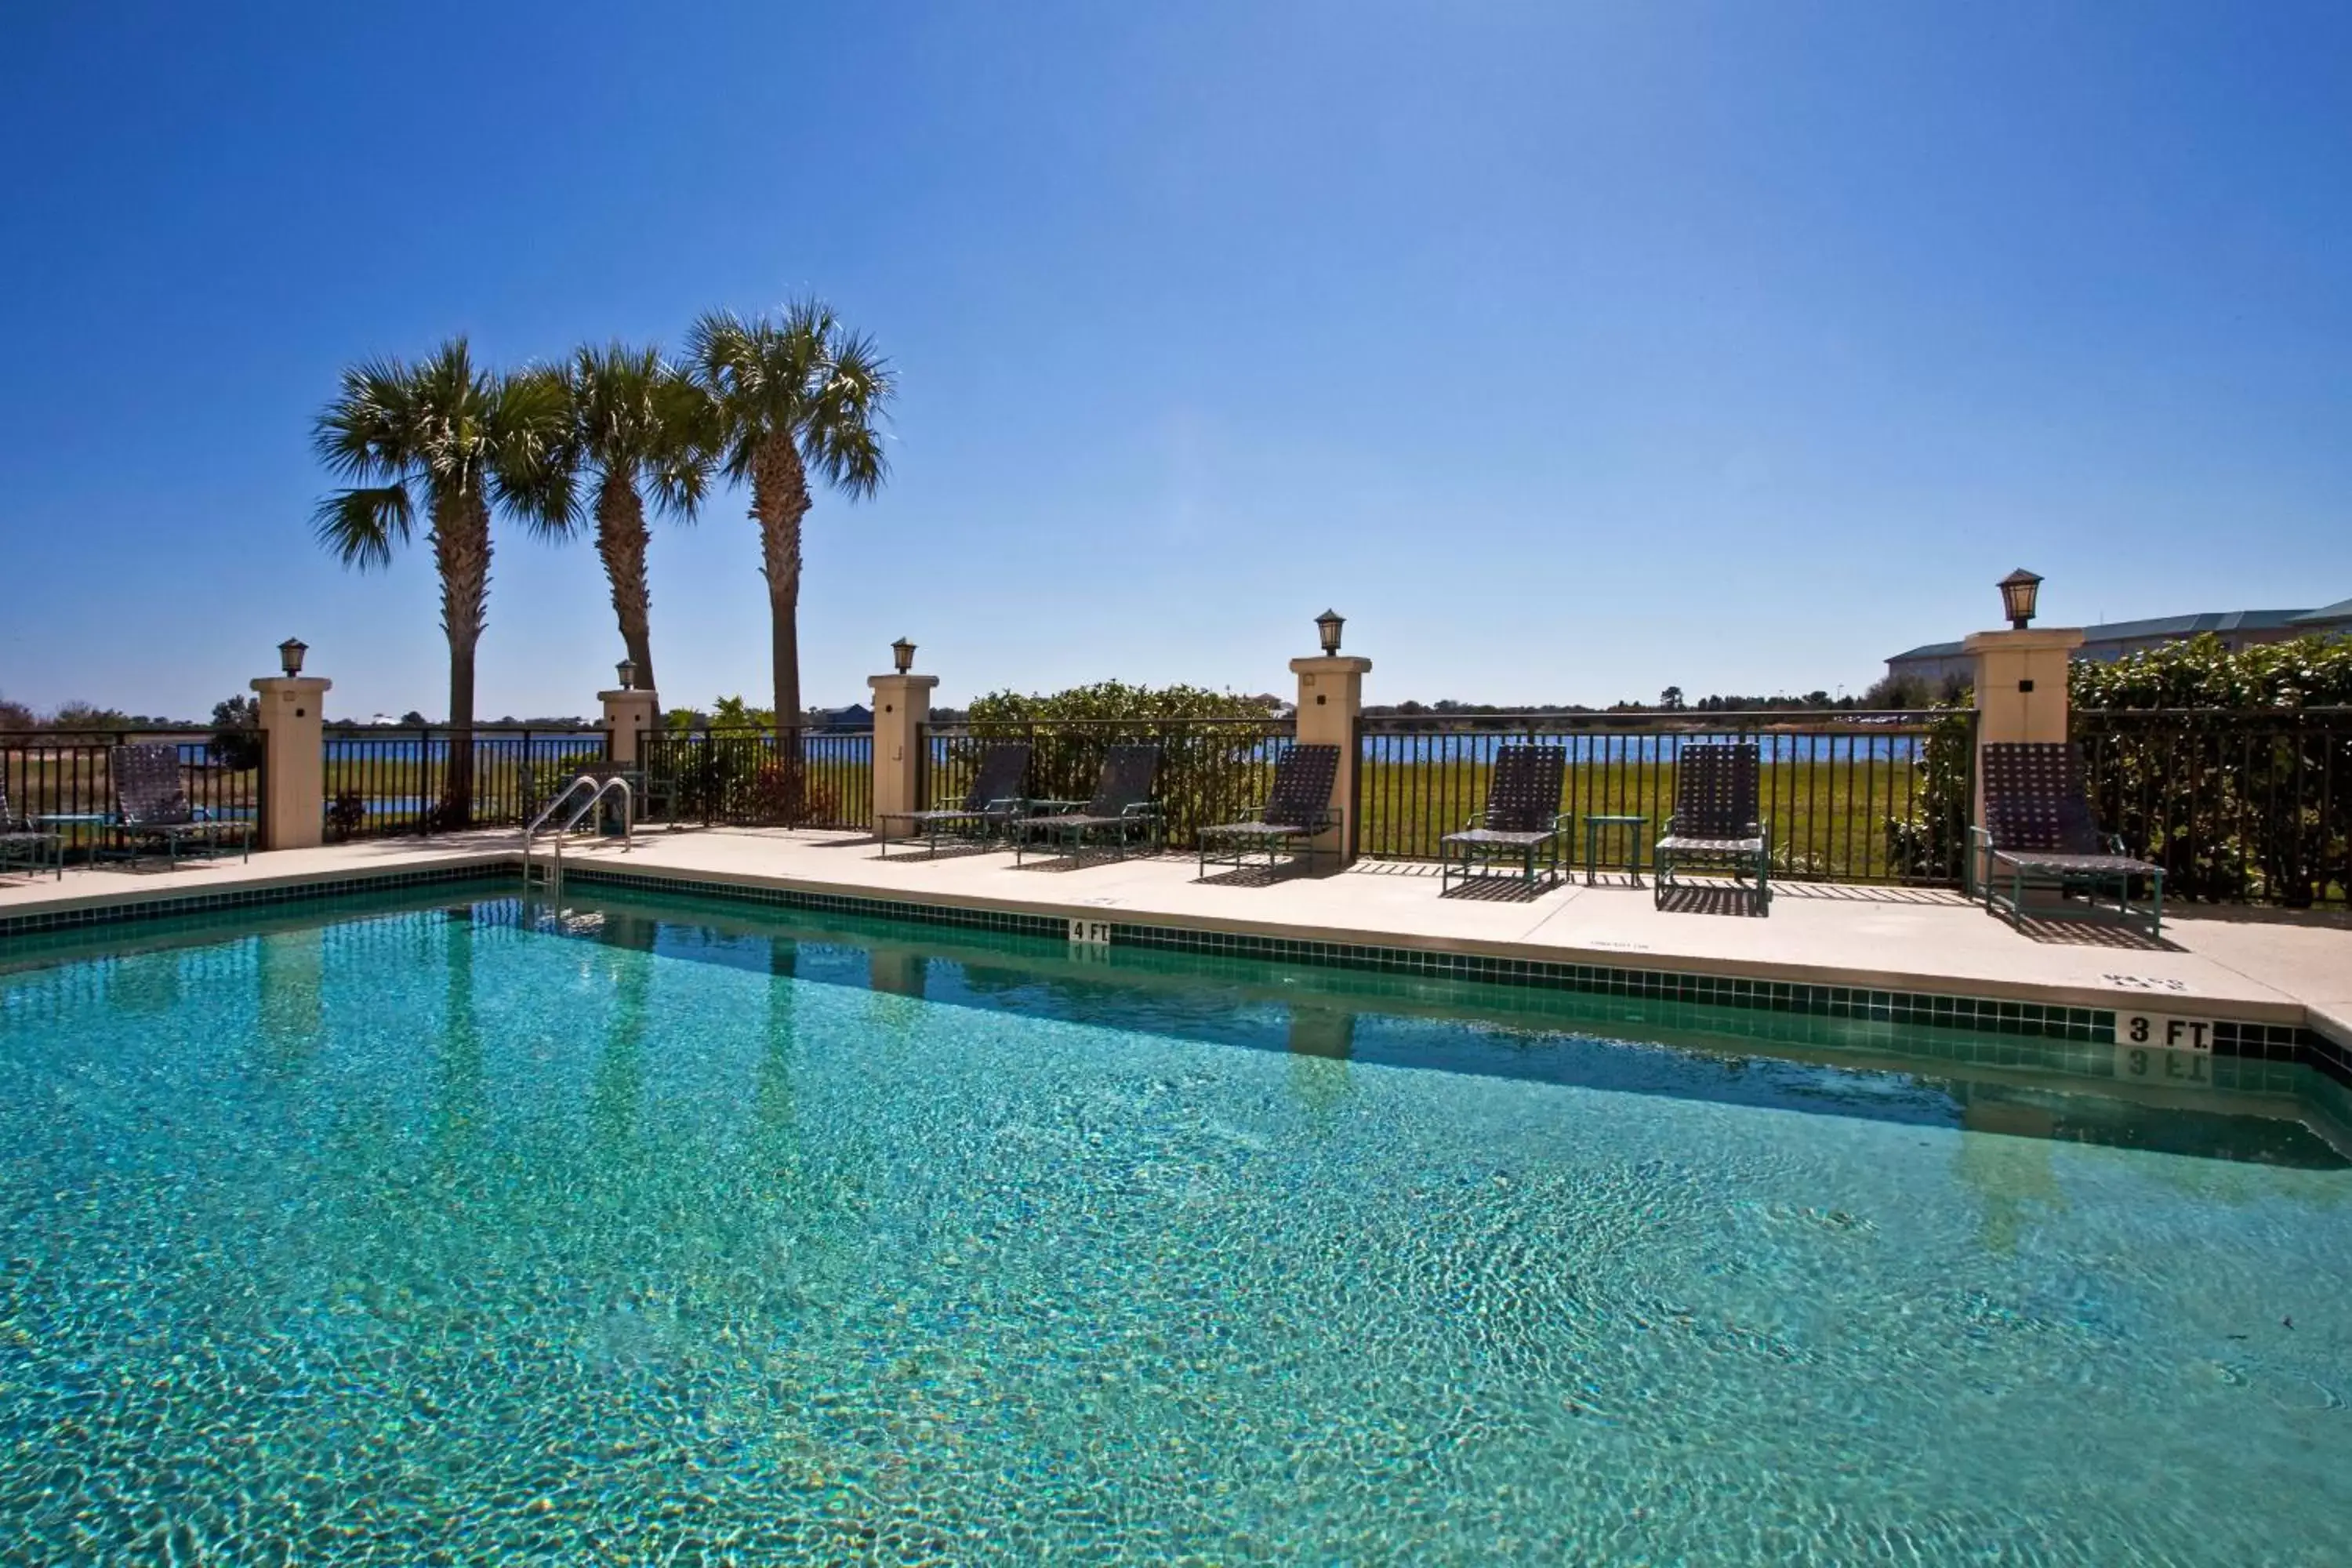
xmin=1583 ymin=813 xmax=1648 ymax=886
xmin=33 ymin=812 xmax=114 ymax=868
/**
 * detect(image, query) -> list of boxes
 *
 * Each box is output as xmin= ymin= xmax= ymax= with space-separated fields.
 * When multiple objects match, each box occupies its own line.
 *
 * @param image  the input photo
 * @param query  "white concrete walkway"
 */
xmin=4 ymin=826 xmax=2347 ymax=1043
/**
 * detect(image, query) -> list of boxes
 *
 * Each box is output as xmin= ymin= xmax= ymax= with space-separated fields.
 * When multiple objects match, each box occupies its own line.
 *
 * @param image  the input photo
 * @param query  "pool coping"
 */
xmin=3 ymin=846 xmax=2344 ymax=1087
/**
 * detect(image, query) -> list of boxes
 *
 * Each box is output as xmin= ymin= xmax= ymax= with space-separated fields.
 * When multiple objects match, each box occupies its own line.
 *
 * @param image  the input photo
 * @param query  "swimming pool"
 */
xmin=3 ymin=883 xmax=2348 ymax=1563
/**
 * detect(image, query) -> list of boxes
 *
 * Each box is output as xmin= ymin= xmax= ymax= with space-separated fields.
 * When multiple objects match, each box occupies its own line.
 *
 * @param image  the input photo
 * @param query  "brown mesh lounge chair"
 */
xmin=1197 ymin=743 xmax=1341 ymax=877
xmin=877 ymin=741 xmax=1033 ymax=859
xmin=1972 ymin=742 xmax=2163 ymax=936
xmin=1655 ymin=742 xmax=1769 ymax=913
xmin=111 ymin=743 xmax=252 ymax=867
xmin=0 ymin=778 xmax=63 ymax=880
xmin=1017 ymin=744 xmax=1162 ymax=864
xmin=1440 ymin=744 xmax=1569 ymax=893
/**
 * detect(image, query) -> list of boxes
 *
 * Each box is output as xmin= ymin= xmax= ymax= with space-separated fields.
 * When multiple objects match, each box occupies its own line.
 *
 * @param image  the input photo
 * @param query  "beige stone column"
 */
xmin=1289 ymin=655 xmax=1372 ymax=863
xmin=867 ymin=672 xmax=939 ymax=838
xmin=249 ymin=675 xmax=331 ymax=851
xmin=1962 ymin=626 xmax=2084 ymax=864
xmin=600 ymin=687 xmax=662 ymax=766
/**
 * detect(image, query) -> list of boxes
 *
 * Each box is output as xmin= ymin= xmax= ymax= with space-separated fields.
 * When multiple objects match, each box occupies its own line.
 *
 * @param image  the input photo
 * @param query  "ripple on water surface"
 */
xmin=0 ymin=895 xmax=2348 ymax=1563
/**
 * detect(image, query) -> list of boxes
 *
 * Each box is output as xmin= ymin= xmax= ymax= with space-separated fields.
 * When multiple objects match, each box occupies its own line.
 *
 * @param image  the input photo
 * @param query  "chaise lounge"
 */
xmin=1439 ymin=744 xmax=1569 ymax=895
xmin=1196 ymin=742 xmax=1341 ymax=879
xmin=877 ymin=741 xmax=1034 ymax=859
xmin=1017 ymin=744 xmax=1163 ymax=866
xmin=1971 ymin=741 xmax=2164 ymax=937
xmin=111 ymin=743 xmax=253 ymax=867
xmin=1655 ymin=742 xmax=1770 ymax=914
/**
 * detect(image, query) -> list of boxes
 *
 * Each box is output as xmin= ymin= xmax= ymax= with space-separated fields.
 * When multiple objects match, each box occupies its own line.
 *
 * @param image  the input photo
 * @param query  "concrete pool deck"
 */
xmin=3 ymin=826 xmax=2347 ymax=1051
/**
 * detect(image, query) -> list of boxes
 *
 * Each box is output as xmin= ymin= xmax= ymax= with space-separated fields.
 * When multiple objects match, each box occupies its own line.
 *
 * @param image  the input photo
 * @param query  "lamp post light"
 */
xmin=891 ymin=637 xmax=916 ymax=674
xmin=1314 ymin=609 xmax=1345 ymax=656
xmin=1998 ymin=569 xmax=2042 ymax=631
xmin=615 ymin=657 xmax=639 ymax=691
xmin=278 ymin=637 xmax=308 ymax=677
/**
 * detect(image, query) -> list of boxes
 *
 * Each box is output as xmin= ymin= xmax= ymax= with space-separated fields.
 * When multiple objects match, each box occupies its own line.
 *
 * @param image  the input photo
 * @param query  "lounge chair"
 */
xmin=1655 ymin=742 xmax=1770 ymax=913
xmin=1016 ymin=744 xmax=1163 ymax=864
xmin=0 ymin=777 xmax=62 ymax=880
xmin=111 ymin=743 xmax=252 ymax=867
xmin=1971 ymin=742 xmax=2164 ymax=936
xmin=877 ymin=741 xmax=1034 ymax=859
xmin=1197 ymin=743 xmax=1341 ymax=877
xmin=1439 ymin=744 xmax=1569 ymax=894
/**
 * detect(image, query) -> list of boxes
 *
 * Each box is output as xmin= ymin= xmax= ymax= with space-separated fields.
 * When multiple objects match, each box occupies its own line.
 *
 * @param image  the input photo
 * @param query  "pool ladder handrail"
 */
xmin=521 ymin=773 xmax=632 ymax=894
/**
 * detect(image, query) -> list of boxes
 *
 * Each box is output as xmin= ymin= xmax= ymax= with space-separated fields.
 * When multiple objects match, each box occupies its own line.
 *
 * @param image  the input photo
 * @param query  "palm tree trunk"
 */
xmin=596 ymin=472 xmax=657 ymax=692
xmin=433 ymin=488 xmax=492 ymax=829
xmin=753 ymin=433 xmax=811 ymax=816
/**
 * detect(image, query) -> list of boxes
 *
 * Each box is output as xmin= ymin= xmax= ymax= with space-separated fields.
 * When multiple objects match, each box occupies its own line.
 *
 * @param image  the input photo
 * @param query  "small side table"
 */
xmin=34 ymin=812 xmax=114 ymax=869
xmin=1584 ymin=814 xmax=1648 ymax=886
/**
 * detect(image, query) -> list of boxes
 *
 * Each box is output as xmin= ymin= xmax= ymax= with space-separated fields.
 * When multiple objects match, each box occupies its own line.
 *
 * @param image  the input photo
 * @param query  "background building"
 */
xmin=1886 ymin=597 xmax=2352 ymax=688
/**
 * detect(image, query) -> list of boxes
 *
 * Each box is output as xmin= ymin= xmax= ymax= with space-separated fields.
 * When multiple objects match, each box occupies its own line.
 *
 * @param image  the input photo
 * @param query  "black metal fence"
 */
xmin=1356 ymin=710 xmax=1977 ymax=885
xmin=923 ymin=717 xmax=1296 ymax=847
xmin=2074 ymin=706 xmax=2352 ymax=908
xmin=636 ymin=728 xmax=871 ymax=829
xmin=321 ymin=728 xmax=608 ymax=838
xmin=0 ymin=730 xmax=263 ymax=863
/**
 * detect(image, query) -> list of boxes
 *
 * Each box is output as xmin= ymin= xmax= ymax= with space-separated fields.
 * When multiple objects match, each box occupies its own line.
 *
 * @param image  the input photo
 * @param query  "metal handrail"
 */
xmin=522 ymin=774 xmax=633 ymax=895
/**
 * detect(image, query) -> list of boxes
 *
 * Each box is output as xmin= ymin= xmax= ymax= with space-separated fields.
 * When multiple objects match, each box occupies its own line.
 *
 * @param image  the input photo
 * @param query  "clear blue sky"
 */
xmin=2 ymin=2 xmax=2346 ymax=720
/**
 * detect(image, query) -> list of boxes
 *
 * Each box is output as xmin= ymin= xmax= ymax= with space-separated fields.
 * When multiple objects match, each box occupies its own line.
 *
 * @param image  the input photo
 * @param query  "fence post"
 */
xmin=1962 ymin=625 xmax=2083 ymax=861
xmin=600 ymin=682 xmax=659 ymax=768
xmin=1289 ymin=652 xmax=1372 ymax=866
xmin=250 ymin=671 xmax=332 ymax=851
xmin=869 ymin=662 xmax=938 ymax=840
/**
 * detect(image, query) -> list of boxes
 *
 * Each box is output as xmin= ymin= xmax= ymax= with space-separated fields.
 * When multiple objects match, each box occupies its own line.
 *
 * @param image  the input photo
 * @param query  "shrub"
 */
xmin=210 ymin=695 xmax=263 ymax=771
xmin=962 ymin=682 xmax=1288 ymax=843
xmin=2071 ymin=636 xmax=2352 ymax=906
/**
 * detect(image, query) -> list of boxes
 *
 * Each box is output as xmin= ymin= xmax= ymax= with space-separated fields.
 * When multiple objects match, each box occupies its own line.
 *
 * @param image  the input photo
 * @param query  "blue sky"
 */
xmin=2 ymin=2 xmax=2346 ymax=720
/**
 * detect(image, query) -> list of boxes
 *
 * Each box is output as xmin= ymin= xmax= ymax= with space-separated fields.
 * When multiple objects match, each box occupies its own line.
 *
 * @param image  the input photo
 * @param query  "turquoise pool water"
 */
xmin=2 ymin=885 xmax=2349 ymax=1564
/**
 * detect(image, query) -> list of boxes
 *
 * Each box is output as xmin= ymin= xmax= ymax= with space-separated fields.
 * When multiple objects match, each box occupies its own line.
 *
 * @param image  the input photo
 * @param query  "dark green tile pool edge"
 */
xmin=0 ymin=862 xmax=510 ymax=938
xmin=8 ymin=858 xmax=2343 ymax=1089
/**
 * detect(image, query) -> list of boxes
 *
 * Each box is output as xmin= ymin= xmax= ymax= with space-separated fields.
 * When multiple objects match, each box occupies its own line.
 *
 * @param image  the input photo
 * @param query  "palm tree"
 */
xmin=313 ymin=339 xmax=572 ymax=827
xmin=561 ymin=344 xmax=715 ymax=693
xmin=688 ymin=302 xmax=894 ymax=756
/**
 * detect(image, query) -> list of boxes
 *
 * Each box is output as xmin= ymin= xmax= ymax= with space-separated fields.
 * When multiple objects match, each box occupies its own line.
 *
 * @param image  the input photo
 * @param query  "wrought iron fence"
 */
xmin=1356 ymin=710 xmax=1977 ymax=885
xmin=2073 ymin=706 xmax=2352 ymax=908
xmin=923 ymin=717 xmax=1297 ymax=847
xmin=636 ymin=728 xmax=871 ymax=829
xmin=0 ymin=730 xmax=263 ymax=863
xmin=321 ymin=728 xmax=608 ymax=839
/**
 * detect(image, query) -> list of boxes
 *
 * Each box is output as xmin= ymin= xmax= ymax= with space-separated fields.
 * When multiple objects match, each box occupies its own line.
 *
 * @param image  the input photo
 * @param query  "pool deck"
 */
xmin=3 ymin=827 xmax=2347 ymax=1048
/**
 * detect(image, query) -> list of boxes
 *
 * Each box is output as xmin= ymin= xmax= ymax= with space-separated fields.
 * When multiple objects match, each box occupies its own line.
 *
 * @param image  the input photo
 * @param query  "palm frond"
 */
xmin=488 ymin=366 xmax=579 ymax=539
xmin=312 ymin=356 xmax=416 ymax=481
xmin=312 ymin=485 xmax=414 ymax=570
xmin=801 ymin=327 xmax=895 ymax=498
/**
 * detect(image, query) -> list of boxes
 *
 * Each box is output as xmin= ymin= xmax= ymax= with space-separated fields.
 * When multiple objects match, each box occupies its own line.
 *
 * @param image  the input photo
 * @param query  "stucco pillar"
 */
xmin=1962 ymin=626 xmax=2084 ymax=844
xmin=249 ymin=674 xmax=331 ymax=851
xmin=867 ymin=672 xmax=938 ymax=838
xmin=1289 ymin=655 xmax=1372 ymax=863
xmin=600 ymin=687 xmax=661 ymax=767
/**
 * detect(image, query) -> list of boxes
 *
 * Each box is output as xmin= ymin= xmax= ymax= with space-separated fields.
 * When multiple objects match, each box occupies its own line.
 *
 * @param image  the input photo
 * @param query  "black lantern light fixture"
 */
xmin=615 ymin=656 xmax=639 ymax=691
xmin=1315 ymin=608 xmax=1345 ymax=656
xmin=278 ymin=637 xmax=308 ymax=677
xmin=1998 ymin=569 xmax=2042 ymax=631
xmin=891 ymin=637 xmax=916 ymax=674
